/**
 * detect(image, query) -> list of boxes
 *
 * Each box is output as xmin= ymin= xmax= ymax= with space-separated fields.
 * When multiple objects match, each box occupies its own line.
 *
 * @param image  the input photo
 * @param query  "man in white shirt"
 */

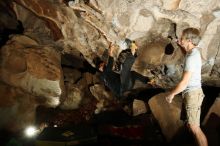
xmin=166 ymin=28 xmax=208 ymax=146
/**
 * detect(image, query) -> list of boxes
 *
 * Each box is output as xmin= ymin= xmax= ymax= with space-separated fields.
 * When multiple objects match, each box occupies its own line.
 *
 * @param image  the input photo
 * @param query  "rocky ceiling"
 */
xmin=0 ymin=0 xmax=220 ymax=133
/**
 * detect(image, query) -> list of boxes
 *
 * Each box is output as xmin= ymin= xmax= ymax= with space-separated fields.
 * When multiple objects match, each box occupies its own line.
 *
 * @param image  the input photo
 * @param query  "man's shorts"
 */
xmin=181 ymin=89 xmax=204 ymax=126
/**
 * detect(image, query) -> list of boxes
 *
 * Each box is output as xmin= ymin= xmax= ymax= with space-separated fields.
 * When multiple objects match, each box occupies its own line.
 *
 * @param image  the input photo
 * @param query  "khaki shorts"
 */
xmin=181 ymin=89 xmax=204 ymax=126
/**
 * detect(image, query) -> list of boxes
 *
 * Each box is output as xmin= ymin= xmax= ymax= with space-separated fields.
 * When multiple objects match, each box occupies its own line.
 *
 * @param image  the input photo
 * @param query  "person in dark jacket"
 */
xmin=114 ymin=39 xmax=137 ymax=73
xmin=95 ymin=44 xmax=121 ymax=97
xmin=95 ymin=41 xmax=148 ymax=99
xmin=115 ymin=39 xmax=139 ymax=97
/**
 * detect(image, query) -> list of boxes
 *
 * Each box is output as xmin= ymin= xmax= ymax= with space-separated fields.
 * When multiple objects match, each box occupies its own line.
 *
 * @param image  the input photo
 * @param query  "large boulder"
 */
xmin=0 ymin=35 xmax=64 ymax=107
xmin=148 ymin=93 xmax=184 ymax=142
xmin=202 ymin=97 xmax=220 ymax=146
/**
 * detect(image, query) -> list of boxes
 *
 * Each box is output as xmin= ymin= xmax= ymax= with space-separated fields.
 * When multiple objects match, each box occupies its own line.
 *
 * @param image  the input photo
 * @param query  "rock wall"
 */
xmin=8 ymin=0 xmax=220 ymax=88
xmin=1 ymin=35 xmax=63 ymax=105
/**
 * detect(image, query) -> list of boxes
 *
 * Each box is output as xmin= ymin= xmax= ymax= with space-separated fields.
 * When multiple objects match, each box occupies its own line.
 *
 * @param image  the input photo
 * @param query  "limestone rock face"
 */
xmin=60 ymin=83 xmax=83 ymax=110
xmin=63 ymin=67 xmax=82 ymax=84
xmin=90 ymin=84 xmax=112 ymax=101
xmin=7 ymin=0 xmax=220 ymax=88
xmin=0 ymin=1 xmax=20 ymax=31
xmin=0 ymin=35 xmax=63 ymax=107
xmin=89 ymin=84 xmax=114 ymax=114
xmin=0 ymin=82 xmax=37 ymax=133
xmin=132 ymin=99 xmax=148 ymax=116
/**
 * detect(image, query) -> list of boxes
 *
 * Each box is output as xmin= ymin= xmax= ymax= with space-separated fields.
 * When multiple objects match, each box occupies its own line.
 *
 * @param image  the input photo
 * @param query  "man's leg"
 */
xmin=184 ymin=89 xmax=208 ymax=146
xmin=187 ymin=124 xmax=208 ymax=146
xmin=120 ymin=55 xmax=136 ymax=97
xmin=120 ymin=71 xmax=133 ymax=97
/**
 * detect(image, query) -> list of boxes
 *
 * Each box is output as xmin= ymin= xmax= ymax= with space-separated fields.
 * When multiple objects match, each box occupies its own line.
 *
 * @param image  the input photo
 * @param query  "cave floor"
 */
xmin=1 ymin=108 xmax=197 ymax=146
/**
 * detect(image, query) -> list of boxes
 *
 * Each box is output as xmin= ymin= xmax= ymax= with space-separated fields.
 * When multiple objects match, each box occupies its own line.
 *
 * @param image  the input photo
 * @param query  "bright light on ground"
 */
xmin=25 ymin=126 xmax=38 ymax=137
